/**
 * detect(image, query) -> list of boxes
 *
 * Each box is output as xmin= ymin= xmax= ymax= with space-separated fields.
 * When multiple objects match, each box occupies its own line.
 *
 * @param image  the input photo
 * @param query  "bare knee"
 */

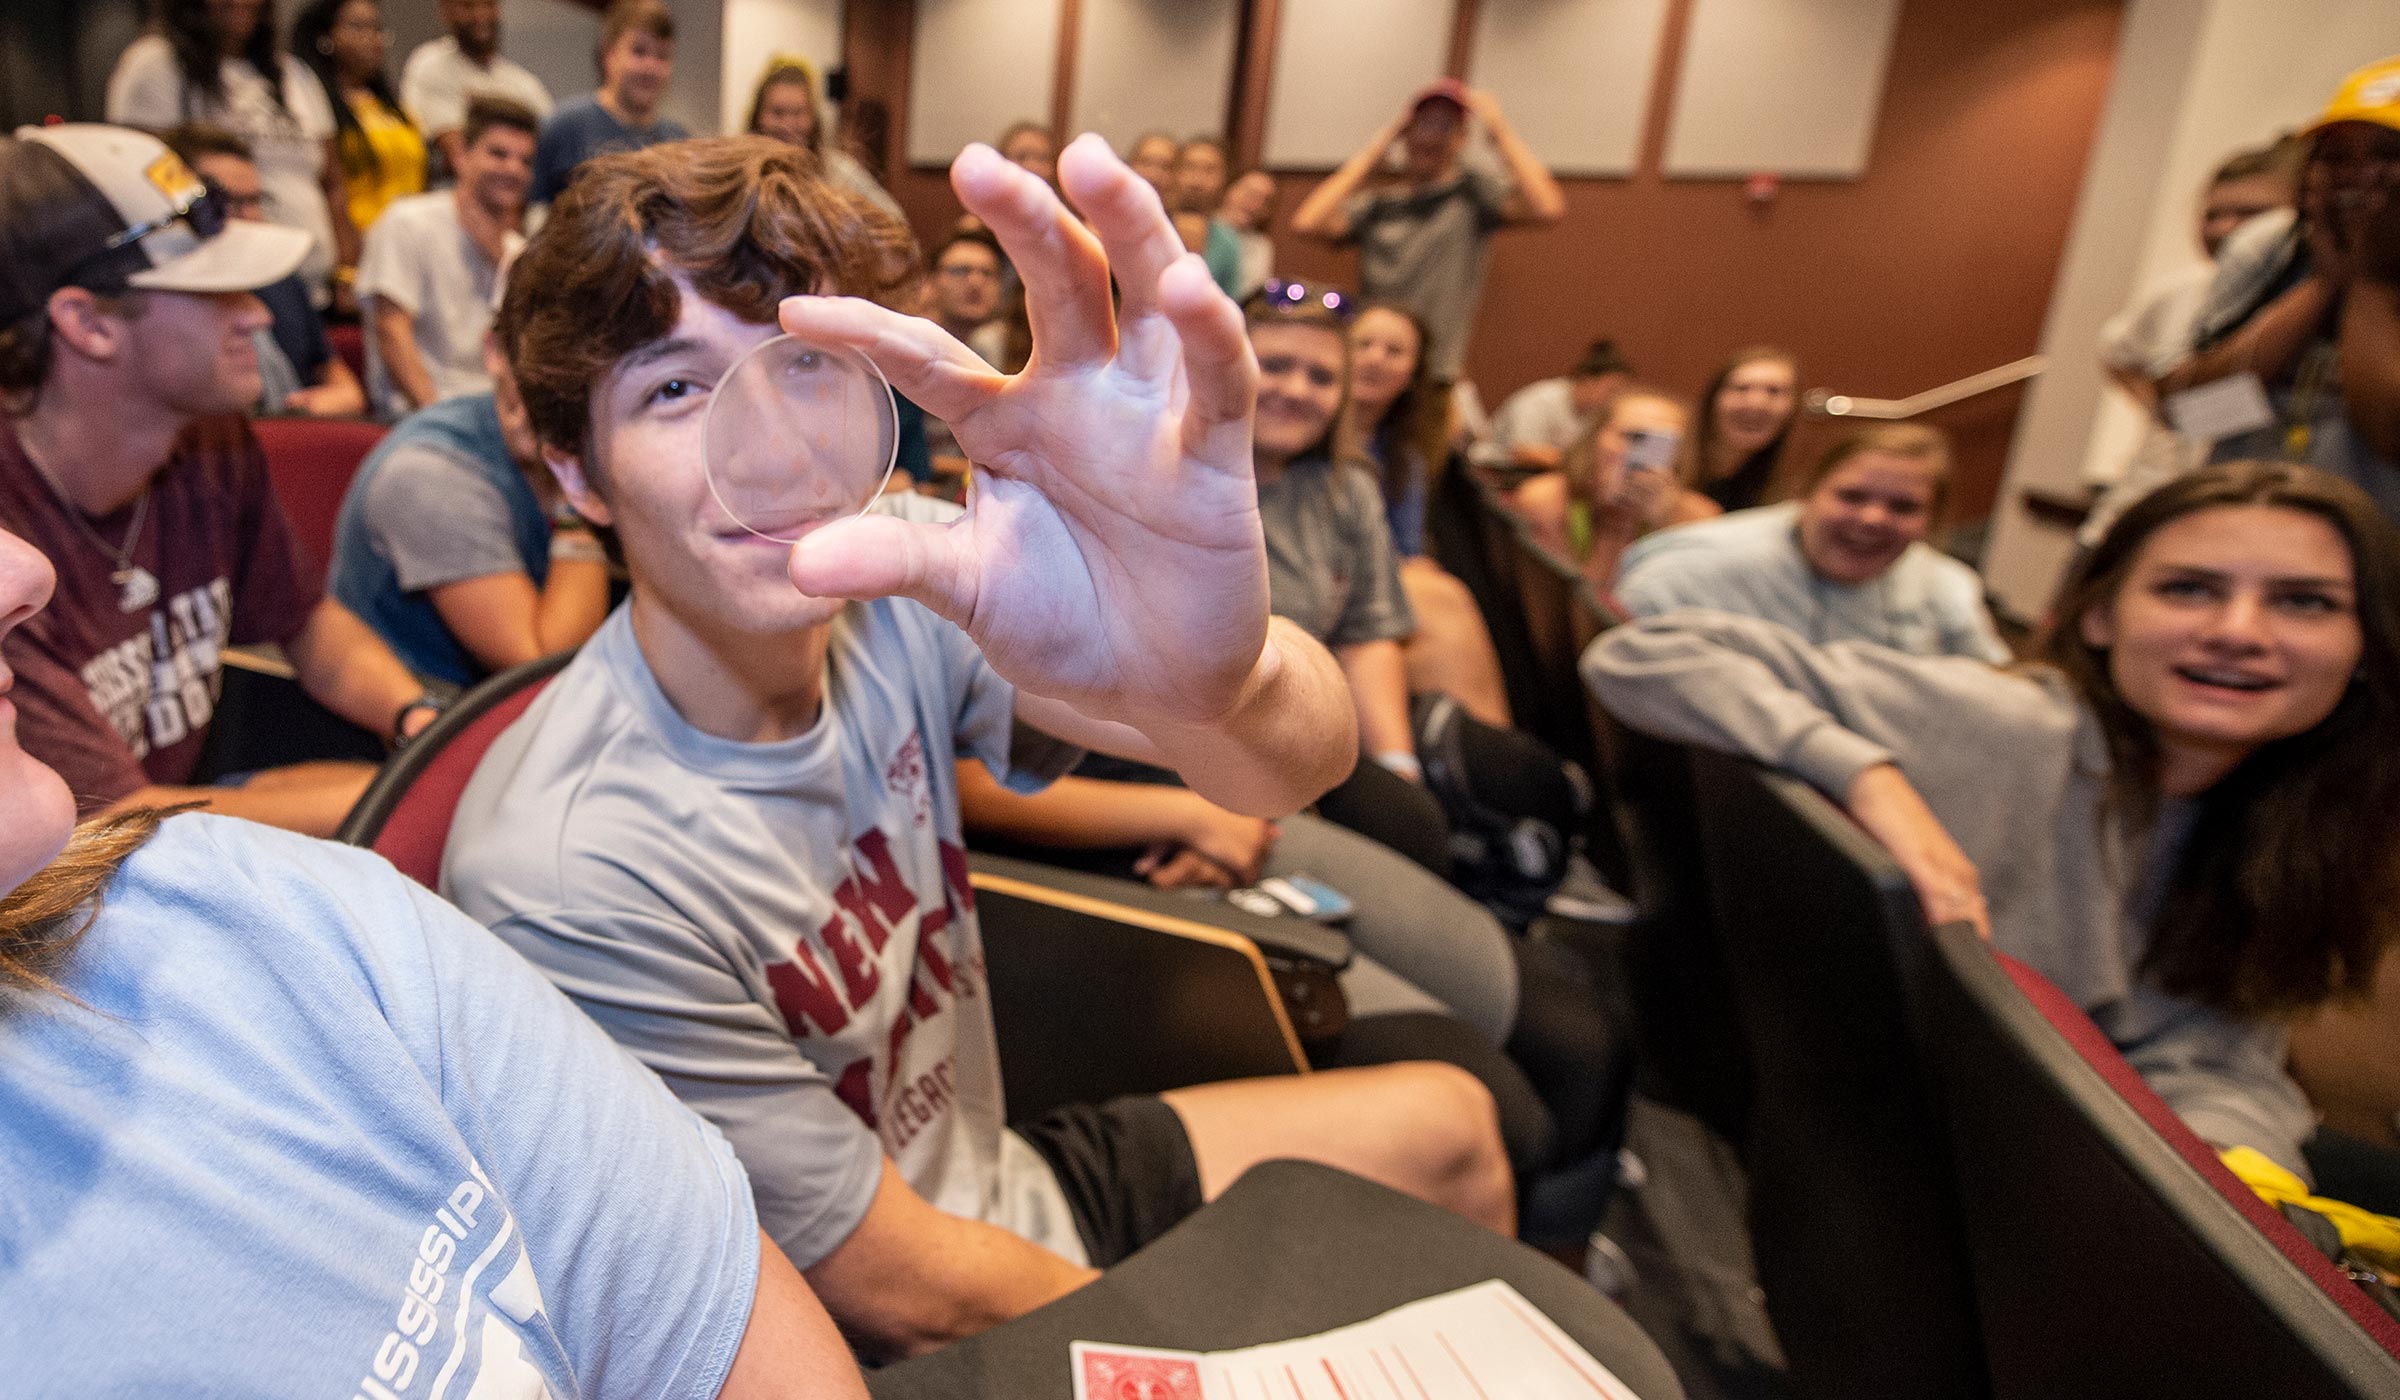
xmin=1382 ymin=1061 xmax=1517 ymax=1236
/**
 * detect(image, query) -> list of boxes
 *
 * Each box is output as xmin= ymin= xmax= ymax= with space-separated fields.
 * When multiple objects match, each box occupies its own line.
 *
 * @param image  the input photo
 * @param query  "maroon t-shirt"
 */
xmin=0 ymin=416 xmax=319 ymax=811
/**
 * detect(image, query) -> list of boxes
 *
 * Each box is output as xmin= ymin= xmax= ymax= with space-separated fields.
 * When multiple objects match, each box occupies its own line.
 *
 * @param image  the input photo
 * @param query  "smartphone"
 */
xmin=1623 ymin=427 xmax=1681 ymax=474
xmin=1258 ymin=873 xmax=1357 ymax=924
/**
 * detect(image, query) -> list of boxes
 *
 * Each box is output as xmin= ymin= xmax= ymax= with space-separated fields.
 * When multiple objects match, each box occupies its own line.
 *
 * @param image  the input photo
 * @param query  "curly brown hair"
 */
xmin=494 ymin=135 xmax=920 ymax=483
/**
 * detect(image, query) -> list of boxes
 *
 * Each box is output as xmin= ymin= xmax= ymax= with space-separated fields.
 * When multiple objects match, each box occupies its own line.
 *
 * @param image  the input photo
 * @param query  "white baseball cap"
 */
xmin=0 ymin=123 xmax=309 ymax=322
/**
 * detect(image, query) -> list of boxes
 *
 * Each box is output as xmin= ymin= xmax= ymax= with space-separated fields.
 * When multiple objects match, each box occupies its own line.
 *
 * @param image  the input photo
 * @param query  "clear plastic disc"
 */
xmin=701 ymin=334 xmax=899 ymax=542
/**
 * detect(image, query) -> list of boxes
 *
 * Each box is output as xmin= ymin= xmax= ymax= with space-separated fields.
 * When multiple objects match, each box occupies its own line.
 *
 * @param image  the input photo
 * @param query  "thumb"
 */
xmin=788 ymin=512 xmax=980 ymax=626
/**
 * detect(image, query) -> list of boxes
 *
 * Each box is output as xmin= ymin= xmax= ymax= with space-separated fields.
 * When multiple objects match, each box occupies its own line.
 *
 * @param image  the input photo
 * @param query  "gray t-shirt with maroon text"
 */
xmin=442 ymin=499 xmax=1085 ymax=1268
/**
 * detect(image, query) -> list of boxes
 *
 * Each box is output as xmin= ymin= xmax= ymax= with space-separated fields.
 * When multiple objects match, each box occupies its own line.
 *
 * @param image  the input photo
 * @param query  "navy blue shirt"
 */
xmin=256 ymin=273 xmax=330 ymax=384
xmin=531 ymin=95 xmax=690 ymax=204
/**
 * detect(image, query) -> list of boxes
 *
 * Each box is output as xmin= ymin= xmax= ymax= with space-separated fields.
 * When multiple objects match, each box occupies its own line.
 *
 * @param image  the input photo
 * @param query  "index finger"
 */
xmin=951 ymin=141 xmax=1116 ymax=369
xmin=1056 ymin=132 xmax=1192 ymax=329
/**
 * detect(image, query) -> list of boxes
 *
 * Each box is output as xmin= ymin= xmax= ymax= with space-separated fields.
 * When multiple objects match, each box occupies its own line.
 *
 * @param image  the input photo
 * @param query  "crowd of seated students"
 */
xmin=11 ymin=5 xmax=2400 ymax=1389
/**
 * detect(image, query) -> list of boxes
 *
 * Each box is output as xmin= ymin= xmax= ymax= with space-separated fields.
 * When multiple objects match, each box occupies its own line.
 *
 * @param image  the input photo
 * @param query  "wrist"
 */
xmin=549 ymin=528 xmax=607 ymax=565
xmin=1371 ymin=748 xmax=1423 ymax=783
xmin=391 ymin=690 xmax=449 ymax=746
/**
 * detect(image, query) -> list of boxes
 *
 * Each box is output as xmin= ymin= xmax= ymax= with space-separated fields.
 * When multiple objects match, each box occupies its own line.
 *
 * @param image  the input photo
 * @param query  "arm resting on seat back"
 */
xmin=802 ymin=1158 xmax=1098 ymax=1362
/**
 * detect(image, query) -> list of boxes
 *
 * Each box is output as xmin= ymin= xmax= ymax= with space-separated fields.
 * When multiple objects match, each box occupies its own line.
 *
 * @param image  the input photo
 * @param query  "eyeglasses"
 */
xmin=1256 ymin=279 xmax=1353 ymax=319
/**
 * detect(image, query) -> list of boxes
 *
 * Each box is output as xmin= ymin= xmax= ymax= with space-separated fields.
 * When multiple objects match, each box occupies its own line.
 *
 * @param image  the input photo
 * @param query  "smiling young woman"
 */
xmin=1588 ymin=459 xmax=2400 ymax=1183
xmin=1612 ymin=423 xmax=2011 ymax=663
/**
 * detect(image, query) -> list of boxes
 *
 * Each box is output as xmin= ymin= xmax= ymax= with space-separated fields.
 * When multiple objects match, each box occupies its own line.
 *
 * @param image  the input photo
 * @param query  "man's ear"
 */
xmin=2079 ymin=598 xmax=2116 ymax=651
xmin=543 ymin=447 xmax=612 ymax=527
xmin=45 ymin=287 xmax=131 ymax=365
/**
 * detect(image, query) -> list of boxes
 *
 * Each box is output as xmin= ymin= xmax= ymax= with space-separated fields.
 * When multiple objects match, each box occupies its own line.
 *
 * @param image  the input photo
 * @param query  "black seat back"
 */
xmin=1919 ymin=921 xmax=2400 ymax=1399
xmin=969 ymin=854 xmax=1311 ymax=1122
xmin=1427 ymin=464 xmax=1549 ymax=730
xmin=1688 ymin=749 xmax=1987 ymax=1399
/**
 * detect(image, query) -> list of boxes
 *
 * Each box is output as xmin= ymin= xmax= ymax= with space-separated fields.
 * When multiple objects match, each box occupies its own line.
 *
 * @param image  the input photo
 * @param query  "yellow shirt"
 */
xmin=340 ymin=90 xmax=426 ymax=234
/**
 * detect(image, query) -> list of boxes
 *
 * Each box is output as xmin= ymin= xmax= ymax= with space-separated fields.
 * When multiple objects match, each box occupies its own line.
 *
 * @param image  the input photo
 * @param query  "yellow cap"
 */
xmin=2304 ymin=54 xmax=2400 ymax=137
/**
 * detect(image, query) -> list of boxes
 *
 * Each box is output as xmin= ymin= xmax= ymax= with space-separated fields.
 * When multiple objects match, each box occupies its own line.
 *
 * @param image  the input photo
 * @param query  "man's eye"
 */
xmin=645 ymin=378 xmax=698 ymax=407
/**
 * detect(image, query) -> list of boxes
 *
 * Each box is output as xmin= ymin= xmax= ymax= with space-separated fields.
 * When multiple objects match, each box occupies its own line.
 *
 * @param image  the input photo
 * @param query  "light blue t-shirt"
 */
xmin=0 ymin=815 xmax=759 ymax=1399
xmin=1615 ymin=502 xmax=2010 ymax=664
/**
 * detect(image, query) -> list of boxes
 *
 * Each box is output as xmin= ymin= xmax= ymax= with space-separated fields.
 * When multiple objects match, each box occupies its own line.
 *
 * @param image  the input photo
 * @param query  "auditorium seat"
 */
xmin=326 ymin=320 xmax=368 ymax=386
xmin=1686 ymin=748 xmax=1987 ymax=1399
xmin=1426 ymin=464 xmax=1547 ymax=730
xmin=336 ymin=648 xmax=573 ymax=884
xmin=1920 ymin=920 xmax=2400 ymax=1399
xmin=251 ymin=415 xmax=385 ymax=585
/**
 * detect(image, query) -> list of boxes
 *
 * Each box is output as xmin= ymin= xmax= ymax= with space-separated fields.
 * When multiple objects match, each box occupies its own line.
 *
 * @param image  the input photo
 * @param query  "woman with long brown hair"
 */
xmin=0 ymin=515 xmax=868 ymax=1393
xmin=1589 ymin=459 xmax=2400 ymax=1181
xmin=1336 ymin=298 xmax=1512 ymax=724
xmin=744 ymin=55 xmax=904 ymax=224
xmin=1685 ymin=345 xmax=1799 ymax=511
xmin=1513 ymin=384 xmax=1715 ymax=588
xmin=106 ymin=0 xmax=357 ymax=305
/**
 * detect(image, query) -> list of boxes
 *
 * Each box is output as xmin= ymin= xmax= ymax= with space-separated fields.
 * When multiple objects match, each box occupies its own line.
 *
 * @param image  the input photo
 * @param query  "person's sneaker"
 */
xmin=1545 ymin=852 xmax=1636 ymax=923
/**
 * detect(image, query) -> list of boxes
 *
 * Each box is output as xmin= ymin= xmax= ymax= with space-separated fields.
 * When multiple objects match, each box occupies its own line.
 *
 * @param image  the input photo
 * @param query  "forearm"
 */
xmin=1135 ymin=618 xmax=1356 ymax=817
xmin=284 ymin=598 xmax=424 ymax=737
xmin=108 ymin=765 xmax=374 ymax=839
xmin=373 ymin=305 xmax=438 ymax=408
xmin=2338 ymin=279 xmax=2400 ymax=462
xmin=1582 ymin=613 xmax=1894 ymax=795
xmin=1578 ymin=499 xmax=1648 ymax=588
xmin=1486 ymin=116 xmax=1565 ymax=223
xmin=1335 ymin=638 xmax=1415 ymax=761
xmin=296 ymin=356 xmax=368 ymax=417
xmin=2158 ymin=277 xmax=2336 ymax=397
xmin=955 ymin=760 xmax=1199 ymax=849
xmin=1291 ymin=130 xmax=1390 ymax=238
xmin=806 ymin=1162 xmax=1097 ymax=1361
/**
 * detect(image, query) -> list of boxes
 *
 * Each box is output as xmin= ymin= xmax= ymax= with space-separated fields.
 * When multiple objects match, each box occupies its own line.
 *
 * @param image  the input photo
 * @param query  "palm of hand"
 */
xmin=780 ymin=136 xmax=1269 ymax=725
xmin=946 ymin=367 xmax=1267 ymax=723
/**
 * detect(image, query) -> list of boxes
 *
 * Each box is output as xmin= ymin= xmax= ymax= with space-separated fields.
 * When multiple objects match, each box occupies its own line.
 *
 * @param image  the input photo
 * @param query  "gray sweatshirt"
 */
xmin=1584 ymin=609 xmax=2315 ymax=1176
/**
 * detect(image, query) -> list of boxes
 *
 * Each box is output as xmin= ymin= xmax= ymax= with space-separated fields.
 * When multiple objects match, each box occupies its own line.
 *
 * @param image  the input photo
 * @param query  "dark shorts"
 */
xmin=1015 ymin=1094 xmax=1205 ymax=1267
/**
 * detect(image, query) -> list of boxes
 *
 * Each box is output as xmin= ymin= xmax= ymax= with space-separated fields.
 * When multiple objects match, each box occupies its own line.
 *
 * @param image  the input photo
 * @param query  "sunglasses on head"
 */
xmin=66 ymin=176 xmax=230 ymax=281
xmin=1257 ymin=279 xmax=1353 ymax=320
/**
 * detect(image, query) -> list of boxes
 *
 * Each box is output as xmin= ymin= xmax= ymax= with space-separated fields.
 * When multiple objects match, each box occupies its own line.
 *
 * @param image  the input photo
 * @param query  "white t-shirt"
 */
xmin=355 ymin=190 xmax=522 ymax=416
xmin=399 ymin=36 xmax=555 ymax=141
xmin=1476 ymin=376 xmax=1592 ymax=466
xmin=444 ymin=497 xmax=1088 ymax=1270
xmin=107 ymin=35 xmax=339 ymax=302
xmin=1 ymin=814 xmax=759 ymax=1398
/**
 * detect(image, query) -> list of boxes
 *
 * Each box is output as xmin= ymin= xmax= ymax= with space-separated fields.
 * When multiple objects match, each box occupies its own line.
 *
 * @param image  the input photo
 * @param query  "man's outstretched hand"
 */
xmin=777 ymin=134 xmax=1268 ymax=729
xmin=777 ymin=134 xmax=1355 ymax=814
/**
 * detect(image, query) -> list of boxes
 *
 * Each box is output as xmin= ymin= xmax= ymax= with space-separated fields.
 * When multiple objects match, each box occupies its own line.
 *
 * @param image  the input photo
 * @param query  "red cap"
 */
xmin=1409 ymin=78 xmax=1469 ymax=114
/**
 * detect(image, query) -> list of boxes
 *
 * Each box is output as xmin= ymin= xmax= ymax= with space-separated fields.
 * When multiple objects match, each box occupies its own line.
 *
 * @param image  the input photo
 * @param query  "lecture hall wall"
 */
xmin=850 ymin=0 xmax=2125 ymax=525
